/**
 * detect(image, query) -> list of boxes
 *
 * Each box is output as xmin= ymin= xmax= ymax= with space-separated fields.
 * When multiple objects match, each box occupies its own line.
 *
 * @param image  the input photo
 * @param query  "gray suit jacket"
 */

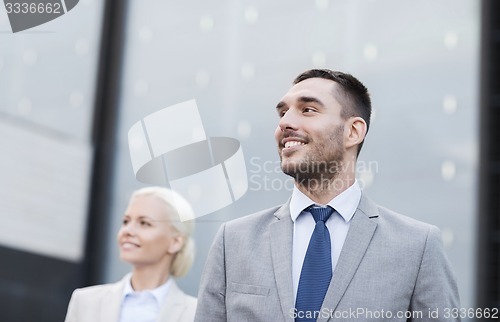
xmin=195 ymin=194 xmax=460 ymax=321
xmin=65 ymin=275 xmax=197 ymax=322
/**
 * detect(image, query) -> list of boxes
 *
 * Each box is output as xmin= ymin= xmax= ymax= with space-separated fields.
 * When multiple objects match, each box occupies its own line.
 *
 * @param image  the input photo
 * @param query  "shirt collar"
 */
xmin=290 ymin=180 xmax=361 ymax=223
xmin=122 ymin=273 xmax=172 ymax=305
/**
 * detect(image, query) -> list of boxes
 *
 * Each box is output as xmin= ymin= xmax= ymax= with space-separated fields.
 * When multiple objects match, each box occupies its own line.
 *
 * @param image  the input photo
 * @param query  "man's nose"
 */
xmin=278 ymin=108 xmax=300 ymax=131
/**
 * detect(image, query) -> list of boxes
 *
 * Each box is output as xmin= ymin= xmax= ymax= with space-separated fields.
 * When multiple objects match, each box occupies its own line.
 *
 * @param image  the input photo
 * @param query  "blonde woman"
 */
xmin=65 ymin=187 xmax=197 ymax=322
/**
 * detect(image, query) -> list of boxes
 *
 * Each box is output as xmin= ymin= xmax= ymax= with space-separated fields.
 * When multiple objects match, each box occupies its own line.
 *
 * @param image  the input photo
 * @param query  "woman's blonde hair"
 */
xmin=131 ymin=186 xmax=195 ymax=277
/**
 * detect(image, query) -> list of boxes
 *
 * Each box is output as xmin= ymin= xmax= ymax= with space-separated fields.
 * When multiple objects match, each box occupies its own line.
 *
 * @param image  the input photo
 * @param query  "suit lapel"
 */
xmin=158 ymin=280 xmax=185 ymax=322
xmin=319 ymin=194 xmax=378 ymax=322
xmin=101 ymin=276 xmax=126 ymax=322
xmin=269 ymin=200 xmax=295 ymax=322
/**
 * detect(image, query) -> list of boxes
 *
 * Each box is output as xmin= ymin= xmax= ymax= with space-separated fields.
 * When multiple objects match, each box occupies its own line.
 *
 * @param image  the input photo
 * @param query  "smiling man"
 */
xmin=195 ymin=69 xmax=460 ymax=322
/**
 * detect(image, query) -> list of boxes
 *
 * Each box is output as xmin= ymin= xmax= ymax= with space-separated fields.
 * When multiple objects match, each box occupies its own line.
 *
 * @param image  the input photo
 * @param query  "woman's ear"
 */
xmin=167 ymin=234 xmax=184 ymax=254
xmin=345 ymin=116 xmax=367 ymax=149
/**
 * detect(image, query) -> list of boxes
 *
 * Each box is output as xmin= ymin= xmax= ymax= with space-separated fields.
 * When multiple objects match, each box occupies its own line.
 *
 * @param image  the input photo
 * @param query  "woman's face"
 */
xmin=117 ymin=195 xmax=183 ymax=269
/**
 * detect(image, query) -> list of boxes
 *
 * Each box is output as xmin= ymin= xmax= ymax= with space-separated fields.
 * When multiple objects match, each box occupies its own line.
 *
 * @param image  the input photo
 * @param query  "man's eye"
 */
xmin=122 ymin=219 xmax=129 ymax=225
xmin=303 ymin=107 xmax=315 ymax=113
xmin=140 ymin=220 xmax=151 ymax=227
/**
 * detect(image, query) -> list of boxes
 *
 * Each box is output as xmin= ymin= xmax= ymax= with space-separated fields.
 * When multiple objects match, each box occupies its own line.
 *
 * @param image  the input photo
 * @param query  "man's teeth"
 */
xmin=284 ymin=141 xmax=305 ymax=148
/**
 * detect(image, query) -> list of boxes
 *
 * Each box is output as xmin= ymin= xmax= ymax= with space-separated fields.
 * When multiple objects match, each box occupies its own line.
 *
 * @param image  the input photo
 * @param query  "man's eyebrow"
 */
xmin=276 ymin=96 xmax=325 ymax=110
xmin=297 ymin=96 xmax=324 ymax=106
xmin=276 ymin=101 xmax=287 ymax=110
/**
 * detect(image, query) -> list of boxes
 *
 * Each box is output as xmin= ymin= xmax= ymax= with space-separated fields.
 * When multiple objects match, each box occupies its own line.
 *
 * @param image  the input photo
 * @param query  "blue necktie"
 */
xmin=295 ymin=206 xmax=334 ymax=322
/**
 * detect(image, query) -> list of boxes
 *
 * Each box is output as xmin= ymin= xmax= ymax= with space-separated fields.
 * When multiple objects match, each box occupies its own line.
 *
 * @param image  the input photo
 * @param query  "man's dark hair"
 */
xmin=293 ymin=69 xmax=372 ymax=156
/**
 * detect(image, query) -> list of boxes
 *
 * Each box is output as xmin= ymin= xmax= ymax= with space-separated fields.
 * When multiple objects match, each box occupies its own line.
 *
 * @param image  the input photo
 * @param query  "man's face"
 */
xmin=274 ymin=77 xmax=346 ymax=182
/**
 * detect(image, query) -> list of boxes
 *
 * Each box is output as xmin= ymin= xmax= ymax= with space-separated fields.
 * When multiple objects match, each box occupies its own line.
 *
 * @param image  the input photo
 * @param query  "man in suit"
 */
xmin=194 ymin=69 xmax=460 ymax=321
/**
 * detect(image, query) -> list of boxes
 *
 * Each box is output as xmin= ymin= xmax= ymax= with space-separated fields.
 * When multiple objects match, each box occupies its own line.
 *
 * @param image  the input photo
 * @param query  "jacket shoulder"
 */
xmin=70 ymin=279 xmax=124 ymax=301
xmin=376 ymin=205 xmax=436 ymax=233
xmin=224 ymin=204 xmax=284 ymax=230
xmin=358 ymin=194 xmax=437 ymax=232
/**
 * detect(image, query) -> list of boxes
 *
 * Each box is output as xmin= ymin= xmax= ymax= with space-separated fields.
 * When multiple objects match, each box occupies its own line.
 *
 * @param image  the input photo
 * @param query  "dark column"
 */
xmin=478 ymin=0 xmax=500 ymax=310
xmin=84 ymin=0 xmax=128 ymax=285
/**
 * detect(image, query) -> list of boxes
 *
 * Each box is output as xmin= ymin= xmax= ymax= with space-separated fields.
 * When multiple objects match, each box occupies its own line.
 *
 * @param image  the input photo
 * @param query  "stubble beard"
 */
xmin=280 ymin=125 xmax=345 ymax=192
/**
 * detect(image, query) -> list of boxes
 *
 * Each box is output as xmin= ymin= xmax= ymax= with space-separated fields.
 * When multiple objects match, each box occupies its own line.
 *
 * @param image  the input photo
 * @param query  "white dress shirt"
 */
xmin=119 ymin=273 xmax=172 ymax=322
xmin=290 ymin=180 xmax=361 ymax=301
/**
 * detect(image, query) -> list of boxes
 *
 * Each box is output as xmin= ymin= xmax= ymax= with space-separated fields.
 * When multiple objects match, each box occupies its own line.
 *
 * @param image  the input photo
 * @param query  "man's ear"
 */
xmin=345 ymin=117 xmax=367 ymax=149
